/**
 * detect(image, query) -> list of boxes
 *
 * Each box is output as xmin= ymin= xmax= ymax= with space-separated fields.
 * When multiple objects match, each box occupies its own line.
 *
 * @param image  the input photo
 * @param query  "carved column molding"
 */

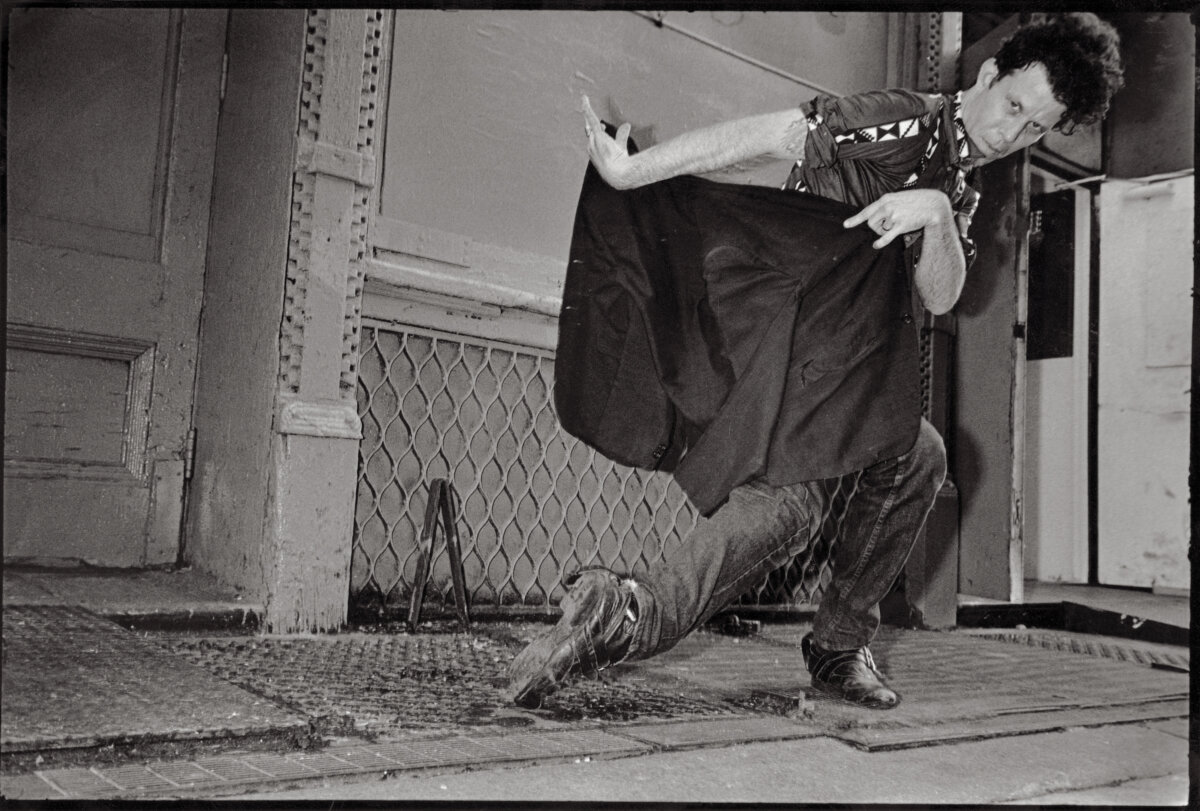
xmin=898 ymin=12 xmax=963 ymax=630
xmin=919 ymin=12 xmax=962 ymax=93
xmin=279 ymin=8 xmax=385 ymax=437
xmin=262 ymin=9 xmax=386 ymax=632
xmin=917 ymin=11 xmax=963 ymax=466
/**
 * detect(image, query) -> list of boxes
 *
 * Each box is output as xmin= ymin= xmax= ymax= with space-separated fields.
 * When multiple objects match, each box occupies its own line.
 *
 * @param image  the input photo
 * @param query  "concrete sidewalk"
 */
xmin=4 ymin=697 xmax=1189 ymax=804
xmin=233 ymin=721 xmax=1190 ymax=805
xmin=0 ymin=566 xmax=1192 ymax=804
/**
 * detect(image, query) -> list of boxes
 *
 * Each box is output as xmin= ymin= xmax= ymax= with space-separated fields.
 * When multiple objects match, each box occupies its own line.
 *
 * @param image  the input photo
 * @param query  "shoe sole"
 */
xmin=806 ymin=678 xmax=900 ymax=710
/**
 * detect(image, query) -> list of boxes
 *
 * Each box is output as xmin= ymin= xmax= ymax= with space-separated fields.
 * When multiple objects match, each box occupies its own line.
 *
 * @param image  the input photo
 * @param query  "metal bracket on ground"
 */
xmin=407 ymin=478 xmax=471 ymax=631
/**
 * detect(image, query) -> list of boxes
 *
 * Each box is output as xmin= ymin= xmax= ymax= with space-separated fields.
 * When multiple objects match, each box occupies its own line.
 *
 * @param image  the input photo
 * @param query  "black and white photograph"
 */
xmin=1 ymin=4 xmax=1193 ymax=805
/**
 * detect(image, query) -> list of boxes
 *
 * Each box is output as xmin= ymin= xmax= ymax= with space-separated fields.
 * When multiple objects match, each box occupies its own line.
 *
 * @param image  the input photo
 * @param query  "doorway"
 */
xmin=4 ymin=8 xmax=225 ymax=566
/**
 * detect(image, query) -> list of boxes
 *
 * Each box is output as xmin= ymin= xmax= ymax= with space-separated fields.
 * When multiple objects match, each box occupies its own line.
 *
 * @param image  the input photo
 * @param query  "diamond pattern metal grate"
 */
xmin=352 ymin=323 xmax=847 ymax=614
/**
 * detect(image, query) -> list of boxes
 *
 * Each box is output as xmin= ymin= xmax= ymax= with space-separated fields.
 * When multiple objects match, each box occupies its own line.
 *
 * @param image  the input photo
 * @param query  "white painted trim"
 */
xmin=1025 ymin=167 xmax=1092 ymax=585
xmin=276 ymin=397 xmax=363 ymax=439
xmin=362 ymin=276 xmax=559 ymax=353
xmin=371 ymin=217 xmax=471 ymax=268
xmin=365 ymin=255 xmax=562 ymax=318
xmin=3 ymin=460 xmax=143 ymax=483
xmin=297 ymin=136 xmax=378 ymax=187
xmin=1069 ymin=186 xmax=1091 ymax=583
xmin=1009 ymin=159 xmax=1031 ymax=605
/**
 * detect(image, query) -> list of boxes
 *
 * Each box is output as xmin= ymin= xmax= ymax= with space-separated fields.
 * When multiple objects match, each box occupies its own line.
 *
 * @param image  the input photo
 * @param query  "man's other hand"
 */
xmin=844 ymin=190 xmax=955 ymax=249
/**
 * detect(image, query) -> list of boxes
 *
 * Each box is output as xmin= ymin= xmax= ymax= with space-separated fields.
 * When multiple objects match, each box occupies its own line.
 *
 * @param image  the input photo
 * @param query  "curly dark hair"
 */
xmin=994 ymin=12 xmax=1124 ymax=134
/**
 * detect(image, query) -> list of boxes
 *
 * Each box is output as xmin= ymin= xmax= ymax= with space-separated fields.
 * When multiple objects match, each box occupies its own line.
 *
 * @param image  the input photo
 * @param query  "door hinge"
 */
xmin=1013 ymin=323 xmax=1027 ymax=341
xmin=184 ymin=428 xmax=197 ymax=481
xmin=219 ymin=52 xmax=229 ymax=101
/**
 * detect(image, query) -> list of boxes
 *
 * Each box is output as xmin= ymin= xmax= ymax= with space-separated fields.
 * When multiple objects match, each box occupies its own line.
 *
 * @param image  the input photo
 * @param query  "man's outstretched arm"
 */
xmin=581 ymin=94 xmax=967 ymax=315
xmin=581 ymin=95 xmax=809 ymax=190
xmin=843 ymin=190 xmax=967 ymax=316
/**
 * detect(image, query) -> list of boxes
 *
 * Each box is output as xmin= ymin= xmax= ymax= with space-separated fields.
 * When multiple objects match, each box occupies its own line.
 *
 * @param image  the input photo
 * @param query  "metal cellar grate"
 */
xmin=162 ymin=630 xmax=742 ymax=737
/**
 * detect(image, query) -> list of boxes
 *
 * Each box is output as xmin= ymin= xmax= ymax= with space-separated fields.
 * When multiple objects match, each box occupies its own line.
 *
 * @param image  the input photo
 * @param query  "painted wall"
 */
xmin=186 ymin=10 xmax=308 ymax=598
xmin=1097 ymin=175 xmax=1192 ymax=590
xmin=655 ymin=10 xmax=896 ymax=95
xmin=376 ymin=10 xmax=897 ymax=302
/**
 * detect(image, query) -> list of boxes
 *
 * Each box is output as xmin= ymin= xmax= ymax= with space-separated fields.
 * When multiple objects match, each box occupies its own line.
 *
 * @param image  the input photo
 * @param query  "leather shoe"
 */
xmin=801 ymin=632 xmax=899 ymax=709
xmin=507 ymin=568 xmax=638 ymax=709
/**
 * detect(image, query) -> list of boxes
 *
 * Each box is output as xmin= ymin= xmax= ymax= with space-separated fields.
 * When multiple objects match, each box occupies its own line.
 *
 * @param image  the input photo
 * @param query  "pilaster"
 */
xmin=901 ymin=12 xmax=963 ymax=630
xmin=264 ymin=8 xmax=385 ymax=631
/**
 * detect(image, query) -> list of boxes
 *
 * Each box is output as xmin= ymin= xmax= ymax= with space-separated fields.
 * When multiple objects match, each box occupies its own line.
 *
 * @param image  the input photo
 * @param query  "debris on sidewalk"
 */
xmin=711 ymin=614 xmax=762 ymax=638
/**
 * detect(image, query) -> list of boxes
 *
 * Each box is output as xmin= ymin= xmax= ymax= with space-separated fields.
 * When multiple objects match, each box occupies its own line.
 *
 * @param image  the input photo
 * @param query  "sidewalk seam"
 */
xmin=5 ymin=729 xmax=656 ymax=799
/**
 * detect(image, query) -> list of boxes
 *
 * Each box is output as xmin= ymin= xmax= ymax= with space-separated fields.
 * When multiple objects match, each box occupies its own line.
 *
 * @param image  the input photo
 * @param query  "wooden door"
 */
xmin=4 ymin=8 xmax=226 ymax=566
xmin=953 ymin=17 xmax=1029 ymax=602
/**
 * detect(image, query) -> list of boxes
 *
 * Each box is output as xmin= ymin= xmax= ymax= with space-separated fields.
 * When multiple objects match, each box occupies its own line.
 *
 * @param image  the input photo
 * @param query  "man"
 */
xmin=508 ymin=13 xmax=1123 ymax=710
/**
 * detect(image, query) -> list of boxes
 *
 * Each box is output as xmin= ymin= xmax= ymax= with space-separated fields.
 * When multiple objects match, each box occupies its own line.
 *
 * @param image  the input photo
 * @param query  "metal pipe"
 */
xmin=630 ymin=10 xmax=842 ymax=97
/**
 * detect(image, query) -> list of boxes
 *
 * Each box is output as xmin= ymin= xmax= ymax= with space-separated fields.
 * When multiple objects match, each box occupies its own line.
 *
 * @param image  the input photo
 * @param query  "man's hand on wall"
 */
xmin=582 ymin=95 xmax=638 ymax=189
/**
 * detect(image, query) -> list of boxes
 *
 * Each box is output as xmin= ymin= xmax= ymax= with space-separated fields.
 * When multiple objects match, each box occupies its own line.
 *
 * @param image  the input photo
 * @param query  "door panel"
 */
xmin=4 ymin=328 xmax=152 ymax=471
xmin=4 ymin=8 xmax=225 ymax=566
xmin=8 ymin=9 xmax=173 ymax=253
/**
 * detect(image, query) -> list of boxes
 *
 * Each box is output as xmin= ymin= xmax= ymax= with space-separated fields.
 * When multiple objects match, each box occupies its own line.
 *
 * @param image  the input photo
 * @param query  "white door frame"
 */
xmin=1024 ymin=166 xmax=1092 ymax=584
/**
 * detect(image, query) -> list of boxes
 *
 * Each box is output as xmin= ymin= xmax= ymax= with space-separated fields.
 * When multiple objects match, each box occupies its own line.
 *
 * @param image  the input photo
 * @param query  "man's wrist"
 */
xmin=605 ymin=153 xmax=649 ymax=190
xmin=928 ymin=192 xmax=955 ymax=228
xmin=622 ymin=154 xmax=649 ymax=188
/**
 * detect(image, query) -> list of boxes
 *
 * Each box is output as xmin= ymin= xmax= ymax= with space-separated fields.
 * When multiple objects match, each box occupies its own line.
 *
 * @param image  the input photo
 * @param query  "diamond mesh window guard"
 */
xmin=352 ymin=322 xmax=852 ymax=618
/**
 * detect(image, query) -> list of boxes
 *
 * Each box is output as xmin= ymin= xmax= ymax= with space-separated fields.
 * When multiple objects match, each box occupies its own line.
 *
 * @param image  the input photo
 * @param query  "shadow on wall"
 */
xmin=952 ymin=429 xmax=984 ymax=528
xmin=954 ymin=190 xmax=1018 ymax=319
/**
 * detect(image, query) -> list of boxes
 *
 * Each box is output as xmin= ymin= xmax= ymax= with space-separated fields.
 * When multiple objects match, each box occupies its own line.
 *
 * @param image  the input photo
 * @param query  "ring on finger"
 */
xmin=880 ymin=218 xmax=892 ymax=231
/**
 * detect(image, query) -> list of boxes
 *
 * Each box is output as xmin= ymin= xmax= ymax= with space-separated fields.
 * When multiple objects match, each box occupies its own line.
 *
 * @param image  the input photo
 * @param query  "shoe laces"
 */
xmin=571 ymin=566 xmax=640 ymax=634
xmin=807 ymin=637 xmax=882 ymax=678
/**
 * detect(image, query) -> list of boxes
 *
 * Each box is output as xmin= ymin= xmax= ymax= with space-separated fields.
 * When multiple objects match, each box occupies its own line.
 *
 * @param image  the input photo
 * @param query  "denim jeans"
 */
xmin=627 ymin=418 xmax=947 ymax=657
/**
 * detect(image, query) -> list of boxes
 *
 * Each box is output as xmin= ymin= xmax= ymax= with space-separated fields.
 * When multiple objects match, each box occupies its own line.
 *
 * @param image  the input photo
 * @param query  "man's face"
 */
xmin=961 ymin=58 xmax=1068 ymax=164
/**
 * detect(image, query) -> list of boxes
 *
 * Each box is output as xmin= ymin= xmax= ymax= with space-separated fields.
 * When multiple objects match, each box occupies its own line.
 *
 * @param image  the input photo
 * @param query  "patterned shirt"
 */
xmin=784 ymin=89 xmax=981 ymax=267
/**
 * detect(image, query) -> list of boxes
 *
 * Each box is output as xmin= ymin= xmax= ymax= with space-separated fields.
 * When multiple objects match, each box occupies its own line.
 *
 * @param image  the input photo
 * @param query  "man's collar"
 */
xmin=951 ymin=91 xmax=977 ymax=169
